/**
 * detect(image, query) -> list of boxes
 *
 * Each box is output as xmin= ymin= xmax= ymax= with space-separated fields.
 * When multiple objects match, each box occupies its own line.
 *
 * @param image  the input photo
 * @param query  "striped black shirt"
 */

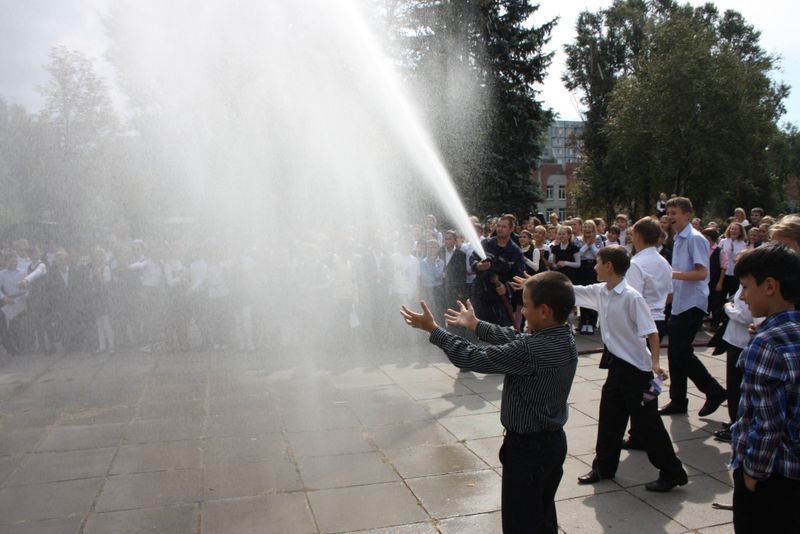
xmin=429 ymin=322 xmax=578 ymax=433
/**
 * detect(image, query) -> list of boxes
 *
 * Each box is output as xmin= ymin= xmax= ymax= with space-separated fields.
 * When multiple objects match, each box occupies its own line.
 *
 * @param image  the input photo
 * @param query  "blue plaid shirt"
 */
xmin=731 ymin=310 xmax=800 ymax=481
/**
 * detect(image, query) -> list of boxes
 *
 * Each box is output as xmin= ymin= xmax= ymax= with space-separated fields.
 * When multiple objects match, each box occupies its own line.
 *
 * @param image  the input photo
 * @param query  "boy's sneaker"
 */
xmin=586 ymin=325 xmax=595 ymax=335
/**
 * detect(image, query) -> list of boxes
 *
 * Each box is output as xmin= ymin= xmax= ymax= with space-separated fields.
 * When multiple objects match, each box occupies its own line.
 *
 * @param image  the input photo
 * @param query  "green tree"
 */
xmin=563 ymin=0 xmax=654 ymax=220
xmin=603 ymin=5 xmax=786 ymax=217
xmin=768 ymin=124 xmax=800 ymax=212
xmin=386 ymin=0 xmax=555 ymax=218
xmin=36 ymin=45 xmax=120 ymax=224
xmin=565 ymin=1 xmax=788 ymax=218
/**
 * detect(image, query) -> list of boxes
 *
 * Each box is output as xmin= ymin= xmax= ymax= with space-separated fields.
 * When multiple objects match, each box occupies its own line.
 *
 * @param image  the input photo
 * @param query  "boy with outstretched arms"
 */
xmin=570 ymin=246 xmax=688 ymax=492
xmin=401 ymin=271 xmax=578 ymax=534
xmin=729 ymin=243 xmax=800 ymax=533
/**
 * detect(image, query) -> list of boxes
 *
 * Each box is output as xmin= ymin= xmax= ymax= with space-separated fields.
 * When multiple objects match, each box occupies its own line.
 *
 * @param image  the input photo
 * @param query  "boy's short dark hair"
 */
xmin=734 ymin=243 xmax=800 ymax=303
xmin=632 ymin=217 xmax=661 ymax=245
xmin=607 ymin=225 xmax=620 ymax=236
xmin=665 ymin=196 xmax=693 ymax=213
xmin=524 ymin=271 xmax=575 ymax=323
xmin=597 ymin=245 xmax=631 ymax=275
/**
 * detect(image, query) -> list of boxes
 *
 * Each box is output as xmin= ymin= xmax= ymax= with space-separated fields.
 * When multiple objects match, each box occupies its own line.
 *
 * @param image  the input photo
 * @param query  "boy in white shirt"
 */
xmin=621 ymin=217 xmax=675 ymax=450
xmin=573 ymin=246 xmax=688 ymax=492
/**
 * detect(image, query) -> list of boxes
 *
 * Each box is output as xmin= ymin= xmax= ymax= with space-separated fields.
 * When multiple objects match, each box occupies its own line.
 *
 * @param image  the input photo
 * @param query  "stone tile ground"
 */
xmin=0 ymin=331 xmax=734 ymax=533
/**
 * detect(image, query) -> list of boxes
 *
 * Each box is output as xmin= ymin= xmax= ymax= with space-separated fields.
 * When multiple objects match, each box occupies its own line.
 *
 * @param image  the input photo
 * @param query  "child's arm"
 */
xmin=445 ymin=300 xmax=521 ymax=344
xmin=648 ymin=332 xmax=666 ymax=378
xmin=572 ymin=284 xmax=601 ymax=311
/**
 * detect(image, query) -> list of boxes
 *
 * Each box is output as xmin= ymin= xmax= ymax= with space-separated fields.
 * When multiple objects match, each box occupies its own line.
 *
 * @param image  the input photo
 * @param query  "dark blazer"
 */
xmin=440 ymin=246 xmax=468 ymax=308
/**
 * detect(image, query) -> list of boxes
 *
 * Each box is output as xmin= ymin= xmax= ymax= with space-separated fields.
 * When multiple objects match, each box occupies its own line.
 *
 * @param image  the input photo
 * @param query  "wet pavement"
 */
xmin=0 ymin=329 xmax=734 ymax=533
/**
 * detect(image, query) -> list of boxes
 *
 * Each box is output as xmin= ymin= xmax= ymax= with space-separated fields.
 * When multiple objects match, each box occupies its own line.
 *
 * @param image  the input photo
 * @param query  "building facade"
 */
xmin=540 ymin=120 xmax=584 ymax=165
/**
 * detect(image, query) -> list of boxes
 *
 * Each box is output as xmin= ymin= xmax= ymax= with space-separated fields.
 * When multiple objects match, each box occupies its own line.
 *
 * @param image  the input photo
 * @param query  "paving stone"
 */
xmin=384 ymin=444 xmax=487 ymax=479
xmin=0 ymin=516 xmax=82 ymax=534
xmin=0 ymin=409 xmax=61 ymax=430
xmin=628 ymin=474 xmax=733 ymax=530
xmin=419 ymin=395 xmax=498 ymax=419
xmin=708 ymin=469 xmax=733 ymax=488
xmin=83 ymin=504 xmax=198 ymax=534
xmin=406 ymin=470 xmax=502 ymax=519
xmin=143 ymin=383 xmax=207 ymax=403
xmin=0 ymin=477 xmax=103 ymax=523
xmin=0 ymin=455 xmax=21 ymax=485
xmin=204 ymin=434 xmax=287 ymax=466
xmin=675 ymin=436 xmax=735 ymax=474
xmin=111 ymin=440 xmax=203 ymax=474
xmin=556 ymin=490 xmax=686 ymax=533
xmin=368 ymin=421 xmax=458 ymax=450
xmin=203 ymin=493 xmax=316 ymax=534
xmin=0 ymin=428 xmax=47 ymax=455
xmin=350 ymin=401 xmax=435 ymax=425
xmin=563 ymin=408 xmax=597 ymax=429
xmin=308 ymin=482 xmax=428 ymax=533
xmin=286 ymin=427 xmax=375 ymax=457
xmin=125 ymin=417 xmax=204 ymax=443
xmin=36 ymin=423 xmax=126 ymax=452
xmin=59 ymin=404 xmax=137 ymax=425
xmin=555 ymin=456 xmax=621 ymax=501
xmin=325 ymin=368 xmax=395 ymax=389
xmin=463 ymin=437 xmax=503 ymax=469
xmin=206 ymin=413 xmax=283 ymax=436
xmin=564 ymin=425 xmax=600 ymax=456
xmin=282 ymin=403 xmax=361 ymax=431
xmin=399 ymin=380 xmax=473 ymax=400
xmin=457 ymin=375 xmax=504 ymax=394
xmin=207 ymin=395 xmax=274 ymax=417
xmin=334 ymin=384 xmax=415 ymax=405
xmin=136 ymin=400 xmax=206 ymax=421
xmin=437 ymin=413 xmax=503 ymax=441
xmin=298 ymin=451 xmax=398 ymax=489
xmin=95 ymin=469 xmax=203 ymax=512
xmin=6 ymin=447 xmax=115 ymax=486
xmin=358 ymin=522 xmax=438 ymax=534
xmin=378 ymin=365 xmax=451 ymax=384
xmin=204 ymin=458 xmax=302 ymax=498
xmin=437 ymin=511 xmax=503 ymax=534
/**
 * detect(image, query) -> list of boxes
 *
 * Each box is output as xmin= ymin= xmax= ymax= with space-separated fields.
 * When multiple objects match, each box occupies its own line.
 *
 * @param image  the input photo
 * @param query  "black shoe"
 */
xmin=621 ymin=437 xmax=645 ymax=451
xmin=658 ymin=401 xmax=688 ymax=416
xmin=645 ymin=471 xmax=689 ymax=492
xmin=713 ymin=428 xmax=732 ymax=442
xmin=577 ymin=469 xmax=614 ymax=485
xmin=698 ymin=390 xmax=727 ymax=417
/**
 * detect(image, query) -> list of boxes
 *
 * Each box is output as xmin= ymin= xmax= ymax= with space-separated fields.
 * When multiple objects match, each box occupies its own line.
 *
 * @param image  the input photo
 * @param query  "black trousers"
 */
xmin=594 ymin=355 xmax=683 ymax=479
xmin=667 ymin=307 xmax=724 ymax=403
xmin=726 ymin=347 xmax=744 ymax=424
xmin=499 ymin=429 xmax=566 ymax=534
xmin=733 ymin=468 xmax=800 ymax=533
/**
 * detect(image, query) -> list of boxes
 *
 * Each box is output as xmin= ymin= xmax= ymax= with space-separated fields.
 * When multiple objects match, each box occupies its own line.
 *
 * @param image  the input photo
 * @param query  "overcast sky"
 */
xmin=1 ymin=0 xmax=798 ymax=125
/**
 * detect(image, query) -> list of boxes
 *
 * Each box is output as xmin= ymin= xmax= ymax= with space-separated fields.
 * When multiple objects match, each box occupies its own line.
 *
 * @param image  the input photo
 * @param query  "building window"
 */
xmin=546 ymin=185 xmax=554 ymax=200
xmin=558 ymin=208 xmax=566 ymax=221
xmin=558 ymin=185 xmax=566 ymax=200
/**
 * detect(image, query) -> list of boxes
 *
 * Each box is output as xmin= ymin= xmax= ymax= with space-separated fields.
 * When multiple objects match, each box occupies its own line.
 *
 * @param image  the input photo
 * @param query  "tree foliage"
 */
xmin=385 ymin=0 xmax=556 ymax=218
xmin=564 ymin=1 xmax=789 ymax=219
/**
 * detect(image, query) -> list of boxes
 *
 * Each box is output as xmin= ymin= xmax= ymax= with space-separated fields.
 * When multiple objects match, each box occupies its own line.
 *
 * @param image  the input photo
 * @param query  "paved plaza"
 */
xmin=0 ymin=331 xmax=734 ymax=533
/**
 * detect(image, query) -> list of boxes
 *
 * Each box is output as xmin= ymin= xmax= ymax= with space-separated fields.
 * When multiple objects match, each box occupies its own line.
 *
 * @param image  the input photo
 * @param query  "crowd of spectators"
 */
xmin=0 ymin=205 xmax=791 ymax=359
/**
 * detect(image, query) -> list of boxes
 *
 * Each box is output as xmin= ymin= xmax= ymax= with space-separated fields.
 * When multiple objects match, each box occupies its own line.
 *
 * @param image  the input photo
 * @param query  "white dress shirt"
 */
xmin=626 ymin=246 xmax=673 ymax=321
xmin=573 ymin=279 xmax=658 ymax=371
xmin=129 ymin=257 xmax=162 ymax=288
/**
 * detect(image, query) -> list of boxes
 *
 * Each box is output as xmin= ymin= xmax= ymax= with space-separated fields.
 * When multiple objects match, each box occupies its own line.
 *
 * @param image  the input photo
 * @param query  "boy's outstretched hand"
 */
xmin=444 ymin=300 xmax=480 ymax=332
xmin=401 ymin=301 xmax=439 ymax=332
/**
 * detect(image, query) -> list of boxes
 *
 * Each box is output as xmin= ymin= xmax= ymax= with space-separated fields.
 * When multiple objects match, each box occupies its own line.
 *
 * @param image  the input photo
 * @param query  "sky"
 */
xmin=0 ymin=0 xmax=798 ymax=126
